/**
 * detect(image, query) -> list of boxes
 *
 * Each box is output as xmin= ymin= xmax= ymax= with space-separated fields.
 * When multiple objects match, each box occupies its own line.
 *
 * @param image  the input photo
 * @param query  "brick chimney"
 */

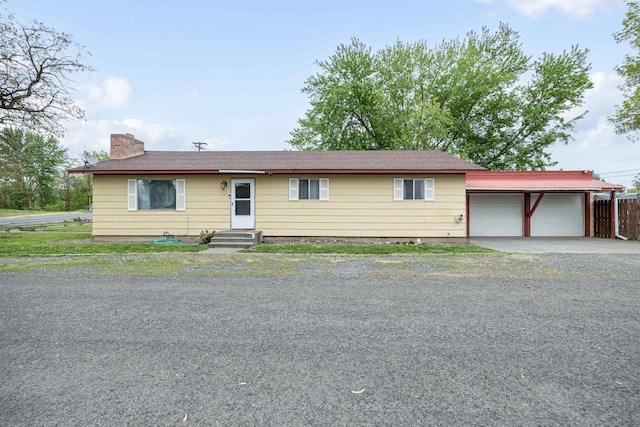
xmin=110 ymin=133 xmax=145 ymax=159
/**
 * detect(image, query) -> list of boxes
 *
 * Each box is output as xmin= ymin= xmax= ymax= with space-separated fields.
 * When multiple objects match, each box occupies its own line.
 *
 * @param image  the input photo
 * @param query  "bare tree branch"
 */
xmin=1 ymin=9 xmax=93 ymax=137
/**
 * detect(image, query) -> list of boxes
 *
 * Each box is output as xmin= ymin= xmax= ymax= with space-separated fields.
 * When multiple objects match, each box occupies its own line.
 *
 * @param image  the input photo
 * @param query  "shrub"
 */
xmin=199 ymin=230 xmax=215 ymax=245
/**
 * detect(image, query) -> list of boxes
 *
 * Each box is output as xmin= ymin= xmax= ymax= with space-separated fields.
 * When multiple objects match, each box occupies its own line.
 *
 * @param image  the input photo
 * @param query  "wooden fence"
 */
xmin=618 ymin=198 xmax=640 ymax=240
xmin=594 ymin=198 xmax=640 ymax=240
xmin=594 ymin=199 xmax=612 ymax=238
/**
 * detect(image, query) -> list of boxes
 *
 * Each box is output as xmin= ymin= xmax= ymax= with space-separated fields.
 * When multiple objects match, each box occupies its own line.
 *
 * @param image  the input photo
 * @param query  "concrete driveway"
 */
xmin=470 ymin=237 xmax=640 ymax=253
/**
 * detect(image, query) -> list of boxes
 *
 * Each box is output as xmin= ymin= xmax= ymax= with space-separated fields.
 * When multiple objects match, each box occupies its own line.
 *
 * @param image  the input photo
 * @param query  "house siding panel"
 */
xmin=92 ymin=175 xmax=229 ymax=238
xmin=256 ymin=174 xmax=466 ymax=238
xmin=92 ymin=173 xmax=467 ymax=239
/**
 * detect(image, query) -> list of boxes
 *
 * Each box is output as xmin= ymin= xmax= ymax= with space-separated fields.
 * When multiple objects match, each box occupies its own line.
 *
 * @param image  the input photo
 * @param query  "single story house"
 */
xmin=69 ymin=133 xmax=624 ymax=240
xmin=69 ymin=133 xmax=485 ymax=241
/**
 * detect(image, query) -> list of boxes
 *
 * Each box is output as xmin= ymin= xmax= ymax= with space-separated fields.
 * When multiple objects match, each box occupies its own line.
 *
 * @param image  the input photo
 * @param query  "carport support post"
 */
xmin=610 ymin=190 xmax=616 ymax=239
xmin=525 ymin=192 xmax=545 ymax=237
xmin=584 ymin=192 xmax=591 ymax=237
xmin=524 ymin=193 xmax=531 ymax=237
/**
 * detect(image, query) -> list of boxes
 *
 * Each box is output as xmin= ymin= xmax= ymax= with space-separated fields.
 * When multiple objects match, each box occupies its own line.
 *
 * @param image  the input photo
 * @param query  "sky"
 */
xmin=8 ymin=0 xmax=640 ymax=188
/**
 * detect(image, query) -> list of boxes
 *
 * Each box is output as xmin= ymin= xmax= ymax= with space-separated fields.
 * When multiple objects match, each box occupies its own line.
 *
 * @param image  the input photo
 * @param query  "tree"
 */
xmin=633 ymin=171 xmax=640 ymax=189
xmin=59 ymin=149 xmax=109 ymax=211
xmin=289 ymin=24 xmax=593 ymax=170
xmin=611 ymin=1 xmax=640 ymax=139
xmin=1 ymin=8 xmax=92 ymax=137
xmin=88 ymin=148 xmax=109 ymax=162
xmin=0 ymin=128 xmax=68 ymax=209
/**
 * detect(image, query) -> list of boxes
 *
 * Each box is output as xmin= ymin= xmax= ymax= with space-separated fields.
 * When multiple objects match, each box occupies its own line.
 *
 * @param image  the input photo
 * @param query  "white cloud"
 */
xmin=578 ymin=118 xmax=617 ymax=148
xmin=589 ymin=70 xmax=622 ymax=94
xmin=202 ymin=137 xmax=231 ymax=150
xmin=477 ymin=0 xmax=621 ymax=19
xmin=60 ymin=117 xmax=234 ymax=163
xmin=120 ymin=118 xmax=180 ymax=145
xmin=583 ymin=71 xmax=623 ymax=120
xmin=60 ymin=118 xmax=185 ymax=159
xmin=562 ymin=71 xmax=623 ymax=129
xmin=88 ymin=77 xmax=133 ymax=108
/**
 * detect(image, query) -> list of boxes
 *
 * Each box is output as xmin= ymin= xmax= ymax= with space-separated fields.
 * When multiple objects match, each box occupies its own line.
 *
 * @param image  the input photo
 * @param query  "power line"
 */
xmin=600 ymin=173 xmax=638 ymax=178
xmin=599 ymin=168 xmax=640 ymax=175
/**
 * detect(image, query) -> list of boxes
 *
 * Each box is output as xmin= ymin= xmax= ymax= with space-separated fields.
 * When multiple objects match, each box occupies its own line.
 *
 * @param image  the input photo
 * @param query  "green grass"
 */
xmin=0 ymin=208 xmax=47 ymax=217
xmin=0 ymin=231 xmax=205 ymax=257
xmin=0 ymin=218 xmax=493 ymax=258
xmin=244 ymin=243 xmax=494 ymax=254
xmin=37 ymin=223 xmax=93 ymax=232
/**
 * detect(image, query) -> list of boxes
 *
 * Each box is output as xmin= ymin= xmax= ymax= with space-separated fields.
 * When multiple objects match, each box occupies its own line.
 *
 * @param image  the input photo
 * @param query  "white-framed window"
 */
xmin=394 ymin=178 xmax=434 ymax=201
xmin=128 ymin=179 xmax=186 ymax=211
xmin=289 ymin=178 xmax=329 ymax=200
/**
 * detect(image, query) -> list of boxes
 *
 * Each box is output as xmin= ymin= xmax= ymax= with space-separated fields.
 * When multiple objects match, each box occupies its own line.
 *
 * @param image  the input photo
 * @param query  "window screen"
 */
xmin=137 ymin=180 xmax=177 ymax=210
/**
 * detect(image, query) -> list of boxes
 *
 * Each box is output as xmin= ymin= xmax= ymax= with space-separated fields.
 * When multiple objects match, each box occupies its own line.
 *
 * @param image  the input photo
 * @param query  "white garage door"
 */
xmin=469 ymin=194 xmax=523 ymax=236
xmin=530 ymin=193 xmax=584 ymax=236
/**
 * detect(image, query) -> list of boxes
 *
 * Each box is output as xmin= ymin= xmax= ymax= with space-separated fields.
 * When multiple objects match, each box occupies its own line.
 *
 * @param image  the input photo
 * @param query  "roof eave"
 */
xmin=466 ymin=187 xmax=624 ymax=192
xmin=73 ymin=168 xmax=476 ymax=175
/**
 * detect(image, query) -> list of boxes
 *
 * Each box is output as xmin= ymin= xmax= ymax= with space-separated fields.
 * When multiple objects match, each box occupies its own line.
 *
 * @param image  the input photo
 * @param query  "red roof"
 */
xmin=466 ymin=170 xmax=625 ymax=191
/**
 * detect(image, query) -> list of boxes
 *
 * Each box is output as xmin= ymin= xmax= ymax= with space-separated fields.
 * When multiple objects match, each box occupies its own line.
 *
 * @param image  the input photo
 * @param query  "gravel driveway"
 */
xmin=1 ymin=253 xmax=639 ymax=426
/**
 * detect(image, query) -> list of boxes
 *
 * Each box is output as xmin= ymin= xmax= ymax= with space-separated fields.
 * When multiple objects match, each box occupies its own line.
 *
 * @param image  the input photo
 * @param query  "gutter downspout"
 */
xmin=609 ymin=191 xmax=616 ymax=239
xmin=614 ymin=193 xmax=628 ymax=240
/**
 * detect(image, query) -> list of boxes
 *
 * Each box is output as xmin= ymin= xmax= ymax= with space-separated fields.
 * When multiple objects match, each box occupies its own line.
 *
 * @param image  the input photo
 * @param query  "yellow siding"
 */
xmin=92 ymin=173 xmax=467 ymax=238
xmin=92 ymin=175 xmax=229 ymax=237
xmin=256 ymin=174 xmax=466 ymax=238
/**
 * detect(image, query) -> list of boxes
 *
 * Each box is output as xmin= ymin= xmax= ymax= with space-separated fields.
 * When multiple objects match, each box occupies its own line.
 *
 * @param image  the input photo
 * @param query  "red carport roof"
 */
xmin=466 ymin=170 xmax=625 ymax=191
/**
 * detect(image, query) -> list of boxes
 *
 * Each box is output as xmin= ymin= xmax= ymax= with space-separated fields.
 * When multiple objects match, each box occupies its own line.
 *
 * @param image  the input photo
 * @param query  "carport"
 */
xmin=466 ymin=170 xmax=624 ymax=237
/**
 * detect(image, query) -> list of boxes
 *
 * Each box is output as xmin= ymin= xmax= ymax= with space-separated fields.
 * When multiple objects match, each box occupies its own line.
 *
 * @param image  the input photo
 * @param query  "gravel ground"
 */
xmin=1 ymin=253 xmax=639 ymax=426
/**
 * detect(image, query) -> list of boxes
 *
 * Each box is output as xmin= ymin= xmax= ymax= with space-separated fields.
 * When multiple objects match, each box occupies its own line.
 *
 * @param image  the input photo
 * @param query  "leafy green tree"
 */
xmin=611 ymin=1 xmax=640 ymax=139
xmin=1 ymin=7 xmax=92 ymax=137
xmin=58 ymin=169 xmax=75 ymax=211
xmin=289 ymin=24 xmax=593 ymax=170
xmin=59 ymin=149 xmax=108 ymax=211
xmin=0 ymin=128 xmax=68 ymax=209
xmin=90 ymin=149 xmax=110 ymax=162
xmin=58 ymin=171 xmax=90 ymax=211
xmin=633 ymin=171 xmax=640 ymax=189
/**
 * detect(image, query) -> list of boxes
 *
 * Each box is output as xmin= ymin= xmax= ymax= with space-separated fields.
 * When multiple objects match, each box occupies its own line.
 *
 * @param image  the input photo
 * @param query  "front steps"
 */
xmin=208 ymin=230 xmax=263 ymax=249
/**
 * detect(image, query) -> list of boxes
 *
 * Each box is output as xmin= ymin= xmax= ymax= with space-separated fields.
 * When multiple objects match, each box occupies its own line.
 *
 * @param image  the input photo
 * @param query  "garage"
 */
xmin=469 ymin=193 xmax=585 ymax=237
xmin=469 ymin=194 xmax=523 ymax=236
xmin=530 ymin=193 xmax=584 ymax=236
xmin=466 ymin=170 xmax=624 ymax=238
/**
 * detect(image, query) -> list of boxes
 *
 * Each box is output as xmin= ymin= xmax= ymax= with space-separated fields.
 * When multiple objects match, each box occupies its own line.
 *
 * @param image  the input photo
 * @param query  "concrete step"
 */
xmin=212 ymin=237 xmax=256 ymax=244
xmin=209 ymin=241 xmax=255 ymax=249
xmin=214 ymin=231 xmax=258 ymax=239
xmin=208 ymin=230 xmax=262 ymax=249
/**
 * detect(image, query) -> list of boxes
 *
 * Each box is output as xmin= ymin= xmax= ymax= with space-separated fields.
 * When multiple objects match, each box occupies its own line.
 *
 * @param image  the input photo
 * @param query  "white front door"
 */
xmin=231 ymin=178 xmax=255 ymax=229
